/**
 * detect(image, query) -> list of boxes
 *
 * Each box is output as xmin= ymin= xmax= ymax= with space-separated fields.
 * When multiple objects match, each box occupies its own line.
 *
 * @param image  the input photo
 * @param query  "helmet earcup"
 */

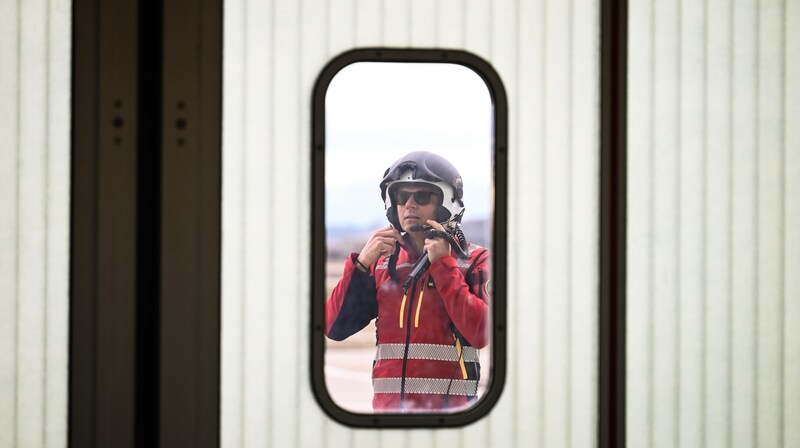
xmin=435 ymin=207 xmax=451 ymax=223
xmin=386 ymin=207 xmax=402 ymax=230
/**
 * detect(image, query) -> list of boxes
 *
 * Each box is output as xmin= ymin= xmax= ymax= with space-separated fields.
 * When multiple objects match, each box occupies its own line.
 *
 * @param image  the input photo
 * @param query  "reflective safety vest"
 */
xmin=325 ymin=238 xmax=490 ymax=412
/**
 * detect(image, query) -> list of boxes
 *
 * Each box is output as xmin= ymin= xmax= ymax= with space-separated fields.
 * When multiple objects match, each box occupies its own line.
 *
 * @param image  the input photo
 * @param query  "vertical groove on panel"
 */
xmin=407 ymin=0 xmax=412 ymax=47
xmin=324 ymin=0 xmax=330 ymax=54
xmin=700 ymin=0 xmax=708 ymax=439
xmin=266 ymin=0 xmax=276 ymax=443
xmin=646 ymin=0 xmax=655 ymax=443
xmin=753 ymin=0 xmax=760 ymax=438
xmin=752 ymin=2 xmax=760 ymax=439
xmin=13 ymin=0 xmax=22 ymax=443
xmin=675 ymin=2 xmax=683 ymax=443
xmin=487 ymin=0 xmax=493 ymax=59
xmin=43 ymin=0 xmax=51 ymax=444
xmin=741 ymin=2 xmax=759 ymax=443
xmin=434 ymin=0 xmax=440 ymax=46
xmin=406 ymin=0 xmax=412 ymax=45
xmin=460 ymin=0 xmax=465 ymax=48
xmin=726 ymin=0 xmax=734 ymax=443
xmin=239 ymin=0 xmax=248 ymax=442
xmin=538 ymin=2 xmax=546 ymax=446
xmin=11 ymin=0 xmax=23 ymax=445
xmin=295 ymin=0 xmax=303 ymax=445
xmin=566 ymin=0 xmax=573 ymax=442
xmin=379 ymin=0 xmax=384 ymax=44
xmin=779 ymin=1 xmax=787 ymax=443
xmin=354 ymin=0 xmax=358 ymax=44
xmin=782 ymin=1 xmax=791 ymax=444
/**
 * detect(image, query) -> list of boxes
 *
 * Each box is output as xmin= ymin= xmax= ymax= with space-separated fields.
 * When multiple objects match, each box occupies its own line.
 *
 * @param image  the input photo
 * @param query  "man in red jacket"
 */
xmin=325 ymin=151 xmax=490 ymax=413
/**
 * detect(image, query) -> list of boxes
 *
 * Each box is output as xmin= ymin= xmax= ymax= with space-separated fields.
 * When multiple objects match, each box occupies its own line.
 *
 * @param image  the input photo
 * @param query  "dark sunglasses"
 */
xmin=395 ymin=190 xmax=439 ymax=206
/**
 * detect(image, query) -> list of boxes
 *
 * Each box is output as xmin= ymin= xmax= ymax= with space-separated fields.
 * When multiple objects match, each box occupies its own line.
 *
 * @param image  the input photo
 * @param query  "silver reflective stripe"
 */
xmin=375 ymin=262 xmax=414 ymax=270
xmin=373 ymin=377 xmax=479 ymax=396
xmin=375 ymin=343 xmax=479 ymax=363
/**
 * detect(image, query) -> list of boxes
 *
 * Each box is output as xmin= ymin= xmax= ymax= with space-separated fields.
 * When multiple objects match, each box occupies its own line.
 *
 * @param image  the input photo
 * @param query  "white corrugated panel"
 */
xmin=0 ymin=0 xmax=72 ymax=447
xmin=221 ymin=0 xmax=599 ymax=446
xmin=627 ymin=0 xmax=800 ymax=446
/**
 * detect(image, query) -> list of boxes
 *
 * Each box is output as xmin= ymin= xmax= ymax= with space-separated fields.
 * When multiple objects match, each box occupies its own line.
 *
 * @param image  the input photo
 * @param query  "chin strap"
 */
xmin=387 ymin=241 xmax=402 ymax=283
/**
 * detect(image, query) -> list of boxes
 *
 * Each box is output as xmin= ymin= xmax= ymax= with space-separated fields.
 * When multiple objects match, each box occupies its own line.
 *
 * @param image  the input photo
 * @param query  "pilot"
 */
xmin=325 ymin=150 xmax=490 ymax=413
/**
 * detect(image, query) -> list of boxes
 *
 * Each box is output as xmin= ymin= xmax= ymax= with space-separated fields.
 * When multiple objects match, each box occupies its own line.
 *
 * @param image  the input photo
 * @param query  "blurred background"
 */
xmin=323 ymin=62 xmax=494 ymax=413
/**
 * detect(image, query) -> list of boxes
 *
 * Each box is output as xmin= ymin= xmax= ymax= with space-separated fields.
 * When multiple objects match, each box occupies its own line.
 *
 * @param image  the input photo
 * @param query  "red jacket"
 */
xmin=325 ymin=237 xmax=490 ymax=412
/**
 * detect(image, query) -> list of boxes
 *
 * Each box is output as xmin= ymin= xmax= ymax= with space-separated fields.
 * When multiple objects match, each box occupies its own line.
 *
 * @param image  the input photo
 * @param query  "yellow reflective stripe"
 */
xmin=399 ymin=293 xmax=407 ymax=328
xmin=414 ymin=288 xmax=424 ymax=327
xmin=455 ymin=337 xmax=468 ymax=379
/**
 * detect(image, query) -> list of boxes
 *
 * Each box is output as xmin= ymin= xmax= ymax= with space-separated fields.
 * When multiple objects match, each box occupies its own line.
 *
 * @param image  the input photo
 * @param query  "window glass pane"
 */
xmin=318 ymin=59 xmax=501 ymax=418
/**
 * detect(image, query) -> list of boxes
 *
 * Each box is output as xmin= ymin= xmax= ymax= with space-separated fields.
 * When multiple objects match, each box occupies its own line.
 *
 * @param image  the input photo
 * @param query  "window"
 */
xmin=311 ymin=49 xmax=507 ymax=427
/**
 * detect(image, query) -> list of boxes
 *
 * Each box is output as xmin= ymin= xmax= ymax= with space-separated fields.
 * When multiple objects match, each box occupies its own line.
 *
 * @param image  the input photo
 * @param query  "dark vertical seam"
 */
xmin=238 ymin=0 xmax=248 ymax=445
xmin=647 ymin=0 xmax=656 ymax=445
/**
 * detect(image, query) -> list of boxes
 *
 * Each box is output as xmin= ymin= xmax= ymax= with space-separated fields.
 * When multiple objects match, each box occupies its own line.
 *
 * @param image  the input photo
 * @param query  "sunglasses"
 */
xmin=395 ymin=190 xmax=439 ymax=206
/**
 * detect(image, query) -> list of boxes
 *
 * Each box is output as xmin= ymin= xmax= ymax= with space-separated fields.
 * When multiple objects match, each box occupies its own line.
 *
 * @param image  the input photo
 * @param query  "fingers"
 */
xmin=359 ymin=227 xmax=402 ymax=266
xmin=423 ymin=221 xmax=452 ymax=263
xmin=375 ymin=226 xmax=403 ymax=241
xmin=426 ymin=219 xmax=445 ymax=231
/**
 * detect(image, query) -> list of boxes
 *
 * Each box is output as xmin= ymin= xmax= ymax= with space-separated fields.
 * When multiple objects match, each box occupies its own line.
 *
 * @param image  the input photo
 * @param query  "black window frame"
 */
xmin=310 ymin=48 xmax=509 ymax=428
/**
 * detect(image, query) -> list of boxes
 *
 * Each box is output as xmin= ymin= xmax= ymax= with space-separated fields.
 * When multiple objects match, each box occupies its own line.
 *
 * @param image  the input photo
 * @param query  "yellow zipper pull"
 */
xmin=455 ymin=335 xmax=468 ymax=379
xmin=414 ymin=284 xmax=425 ymax=328
xmin=399 ymin=293 xmax=407 ymax=328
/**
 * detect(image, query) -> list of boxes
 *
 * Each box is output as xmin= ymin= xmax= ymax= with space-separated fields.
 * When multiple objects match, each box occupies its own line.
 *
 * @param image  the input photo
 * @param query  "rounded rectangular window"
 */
xmin=311 ymin=49 xmax=507 ymax=427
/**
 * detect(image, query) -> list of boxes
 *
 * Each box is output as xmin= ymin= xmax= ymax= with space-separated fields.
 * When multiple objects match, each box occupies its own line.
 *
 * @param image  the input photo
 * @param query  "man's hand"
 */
xmin=423 ymin=220 xmax=452 ymax=264
xmin=357 ymin=226 xmax=403 ymax=268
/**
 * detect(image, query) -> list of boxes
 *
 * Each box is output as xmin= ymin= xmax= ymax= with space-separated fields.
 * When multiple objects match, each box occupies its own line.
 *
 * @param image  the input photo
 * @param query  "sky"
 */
xmin=324 ymin=61 xmax=495 ymax=230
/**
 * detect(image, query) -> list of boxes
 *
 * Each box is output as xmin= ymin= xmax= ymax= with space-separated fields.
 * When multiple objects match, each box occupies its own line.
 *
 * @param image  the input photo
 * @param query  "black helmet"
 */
xmin=379 ymin=151 xmax=465 ymax=230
